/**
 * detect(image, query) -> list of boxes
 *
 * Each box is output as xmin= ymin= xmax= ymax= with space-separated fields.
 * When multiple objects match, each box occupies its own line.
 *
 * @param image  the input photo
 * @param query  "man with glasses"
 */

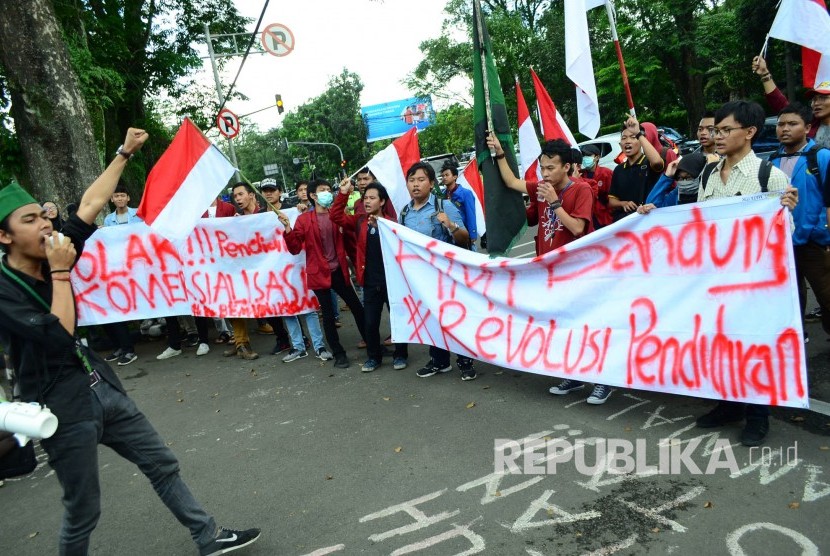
xmin=694 ymin=100 xmax=798 ymax=447
xmin=753 ymin=56 xmax=830 ymax=150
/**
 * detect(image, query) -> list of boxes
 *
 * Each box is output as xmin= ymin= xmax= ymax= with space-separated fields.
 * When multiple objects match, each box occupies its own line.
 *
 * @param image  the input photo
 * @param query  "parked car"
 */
xmin=578 ymin=133 xmax=622 ymax=170
xmin=753 ymin=116 xmax=780 ymax=157
xmin=658 ymin=126 xmax=699 ymax=155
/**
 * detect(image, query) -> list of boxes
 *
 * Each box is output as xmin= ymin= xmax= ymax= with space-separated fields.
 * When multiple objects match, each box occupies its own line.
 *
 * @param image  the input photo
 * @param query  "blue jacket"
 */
xmin=645 ymin=174 xmax=678 ymax=208
xmin=771 ymin=140 xmax=830 ymax=246
xmin=448 ymin=185 xmax=478 ymax=240
xmin=103 ymin=206 xmax=143 ymax=227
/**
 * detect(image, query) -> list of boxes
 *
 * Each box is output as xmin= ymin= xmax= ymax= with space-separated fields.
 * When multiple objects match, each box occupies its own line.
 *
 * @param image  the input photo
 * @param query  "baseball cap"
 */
xmin=259 ymin=178 xmax=279 ymax=191
xmin=808 ymin=80 xmax=830 ymax=97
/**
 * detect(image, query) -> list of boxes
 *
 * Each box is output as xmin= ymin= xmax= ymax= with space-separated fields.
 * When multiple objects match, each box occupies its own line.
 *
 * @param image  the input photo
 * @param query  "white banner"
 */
xmin=379 ymin=195 xmax=808 ymax=408
xmin=71 ymin=213 xmax=317 ymax=325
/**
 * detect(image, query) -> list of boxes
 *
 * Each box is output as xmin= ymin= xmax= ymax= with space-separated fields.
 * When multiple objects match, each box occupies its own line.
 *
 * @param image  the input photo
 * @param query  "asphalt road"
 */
xmin=2 ymin=300 xmax=830 ymax=555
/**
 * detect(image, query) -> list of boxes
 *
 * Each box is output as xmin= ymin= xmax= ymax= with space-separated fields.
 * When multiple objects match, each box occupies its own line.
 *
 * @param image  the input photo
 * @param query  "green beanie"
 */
xmin=0 ymin=182 xmax=38 ymax=223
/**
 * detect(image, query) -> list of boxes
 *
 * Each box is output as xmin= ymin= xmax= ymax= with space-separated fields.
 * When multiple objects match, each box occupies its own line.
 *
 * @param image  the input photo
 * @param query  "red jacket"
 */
xmin=329 ymin=192 xmax=394 ymax=286
xmin=284 ymin=208 xmax=350 ymax=290
xmin=586 ymin=166 xmax=613 ymax=227
xmin=201 ymin=200 xmax=236 ymax=218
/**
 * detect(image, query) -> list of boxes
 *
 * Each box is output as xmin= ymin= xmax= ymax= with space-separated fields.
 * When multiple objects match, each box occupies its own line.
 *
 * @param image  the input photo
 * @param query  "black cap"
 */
xmin=259 ymin=178 xmax=279 ymax=191
xmin=581 ymin=144 xmax=601 ymax=156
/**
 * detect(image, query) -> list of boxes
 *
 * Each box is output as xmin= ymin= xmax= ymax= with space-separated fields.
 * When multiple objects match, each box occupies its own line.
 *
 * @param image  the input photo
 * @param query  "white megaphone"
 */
xmin=0 ymin=402 xmax=59 ymax=445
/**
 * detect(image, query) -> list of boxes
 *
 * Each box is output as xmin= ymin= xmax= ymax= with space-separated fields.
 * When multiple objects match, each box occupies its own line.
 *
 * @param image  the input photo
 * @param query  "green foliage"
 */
xmin=417 ymin=104 xmax=475 ymax=157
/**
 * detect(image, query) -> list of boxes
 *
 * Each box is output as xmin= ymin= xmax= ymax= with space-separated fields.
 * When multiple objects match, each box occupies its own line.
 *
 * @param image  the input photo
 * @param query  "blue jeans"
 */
xmin=41 ymin=381 xmax=217 ymax=555
xmin=284 ymin=311 xmax=325 ymax=352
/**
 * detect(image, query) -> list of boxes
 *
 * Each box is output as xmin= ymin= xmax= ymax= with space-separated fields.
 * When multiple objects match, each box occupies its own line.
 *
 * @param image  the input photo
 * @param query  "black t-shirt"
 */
xmin=0 ymin=213 xmax=123 ymax=424
xmin=363 ymin=225 xmax=386 ymax=288
xmin=609 ymin=154 xmax=662 ymax=221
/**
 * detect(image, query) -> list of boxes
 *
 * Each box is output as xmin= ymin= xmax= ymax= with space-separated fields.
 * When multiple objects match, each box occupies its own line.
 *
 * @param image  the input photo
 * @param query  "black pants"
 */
xmin=265 ymin=316 xmax=291 ymax=345
xmin=166 ymin=317 xmax=209 ymax=350
xmin=313 ymin=270 xmax=365 ymax=357
xmin=102 ymin=322 xmax=134 ymax=353
xmin=428 ymin=346 xmax=474 ymax=369
xmin=794 ymin=242 xmax=830 ymax=335
xmin=364 ymin=284 xmax=407 ymax=362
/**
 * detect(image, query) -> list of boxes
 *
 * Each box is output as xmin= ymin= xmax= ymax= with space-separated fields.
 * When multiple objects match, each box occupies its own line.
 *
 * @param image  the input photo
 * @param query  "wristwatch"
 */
xmin=116 ymin=145 xmax=133 ymax=160
xmin=635 ymin=130 xmax=645 ymax=140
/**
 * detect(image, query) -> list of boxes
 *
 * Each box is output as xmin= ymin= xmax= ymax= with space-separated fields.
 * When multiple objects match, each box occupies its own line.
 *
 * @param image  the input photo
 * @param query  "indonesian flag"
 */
xmin=530 ymin=68 xmax=577 ymax=146
xmin=769 ymin=0 xmax=830 ymax=57
xmin=367 ymin=127 xmax=421 ymax=213
xmin=137 ymin=118 xmax=235 ymax=240
xmin=456 ymin=159 xmax=486 ymax=236
xmin=565 ymin=0 xmax=605 ymax=138
xmin=516 ymin=78 xmax=542 ymax=182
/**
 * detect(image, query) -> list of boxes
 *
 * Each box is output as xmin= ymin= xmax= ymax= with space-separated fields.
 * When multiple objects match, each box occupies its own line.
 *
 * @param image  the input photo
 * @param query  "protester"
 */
xmin=608 ymin=118 xmax=677 ymax=221
xmin=330 ymin=179 xmax=408 ymax=372
xmin=100 ymin=182 xmax=140 ymax=366
xmin=399 ymin=161 xmax=477 ymax=380
xmin=695 ymin=111 xmax=719 ymax=160
xmin=42 ymin=201 xmax=66 ymax=231
xmin=221 ymin=182 xmax=263 ymax=360
xmin=440 ymin=161 xmax=478 ymax=248
xmin=641 ymin=151 xmax=709 ymax=209
xmin=768 ymin=103 xmax=830 ymax=338
xmin=0 ymin=128 xmax=260 ymax=555
xmin=641 ymin=100 xmax=798 ymax=446
xmin=283 ymin=180 xmax=367 ymax=369
xmin=580 ymin=144 xmax=614 ymax=228
xmin=294 ymin=180 xmax=310 ymax=213
xmin=753 ymin=56 xmax=830 ymax=149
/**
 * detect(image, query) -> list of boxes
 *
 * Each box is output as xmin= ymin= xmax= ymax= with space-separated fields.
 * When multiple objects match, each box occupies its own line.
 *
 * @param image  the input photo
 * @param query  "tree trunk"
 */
xmin=0 ymin=0 xmax=101 ymax=207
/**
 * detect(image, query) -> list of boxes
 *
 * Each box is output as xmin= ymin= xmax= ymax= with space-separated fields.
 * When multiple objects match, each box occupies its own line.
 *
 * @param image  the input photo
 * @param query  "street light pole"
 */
xmin=204 ymin=23 xmax=240 ymax=180
xmin=287 ymin=141 xmax=346 ymax=172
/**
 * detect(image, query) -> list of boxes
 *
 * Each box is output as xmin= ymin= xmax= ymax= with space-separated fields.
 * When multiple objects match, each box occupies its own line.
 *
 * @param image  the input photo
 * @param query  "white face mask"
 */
xmin=315 ymin=191 xmax=334 ymax=208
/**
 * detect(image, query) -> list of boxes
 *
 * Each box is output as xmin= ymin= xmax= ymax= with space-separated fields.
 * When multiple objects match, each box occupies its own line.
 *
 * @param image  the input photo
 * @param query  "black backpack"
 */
xmin=768 ymin=145 xmax=824 ymax=181
xmin=701 ymin=159 xmax=772 ymax=194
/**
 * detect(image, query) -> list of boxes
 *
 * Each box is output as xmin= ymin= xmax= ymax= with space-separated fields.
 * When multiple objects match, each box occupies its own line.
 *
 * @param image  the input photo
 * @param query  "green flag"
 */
xmin=472 ymin=0 xmax=526 ymax=257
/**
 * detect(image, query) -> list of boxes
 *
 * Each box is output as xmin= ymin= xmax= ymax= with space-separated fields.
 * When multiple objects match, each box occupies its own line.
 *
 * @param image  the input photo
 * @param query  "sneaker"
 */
xmin=334 ymin=355 xmax=350 ymax=369
xmin=237 ymin=345 xmax=259 ymax=360
xmin=740 ymin=417 xmax=770 ymax=447
xmin=200 ymin=527 xmax=261 ymax=556
xmin=805 ymin=307 xmax=822 ymax=323
xmin=548 ymin=379 xmax=585 ymax=395
xmin=270 ymin=341 xmax=291 ymax=355
xmin=696 ymin=403 xmax=744 ymax=428
xmin=586 ymin=384 xmax=613 ymax=405
xmin=256 ymin=324 xmax=274 ymax=335
xmin=460 ymin=367 xmax=478 ymax=381
xmin=416 ymin=361 xmax=452 ymax=378
xmin=104 ymin=349 xmax=124 ymax=362
xmin=185 ymin=334 xmax=200 ymax=347
xmin=361 ymin=359 xmax=380 ymax=372
xmin=393 ymin=357 xmax=408 ymax=370
xmin=223 ymin=345 xmax=239 ymax=357
xmin=282 ymin=349 xmax=307 ymax=363
xmin=116 ymin=352 xmax=138 ymax=366
xmin=156 ymin=347 xmax=182 ymax=360
xmin=316 ymin=348 xmax=333 ymax=361
xmin=196 ymin=343 xmax=210 ymax=356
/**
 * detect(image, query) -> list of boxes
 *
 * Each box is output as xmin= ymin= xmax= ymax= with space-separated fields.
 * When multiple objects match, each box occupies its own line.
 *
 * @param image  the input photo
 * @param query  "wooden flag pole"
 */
xmin=604 ymin=0 xmax=636 ymax=117
xmin=474 ymin=0 xmax=498 ymax=161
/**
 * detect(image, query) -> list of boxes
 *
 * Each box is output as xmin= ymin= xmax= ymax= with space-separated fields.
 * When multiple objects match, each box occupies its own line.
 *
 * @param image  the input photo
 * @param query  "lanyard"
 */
xmin=0 ymin=258 xmax=97 ymax=376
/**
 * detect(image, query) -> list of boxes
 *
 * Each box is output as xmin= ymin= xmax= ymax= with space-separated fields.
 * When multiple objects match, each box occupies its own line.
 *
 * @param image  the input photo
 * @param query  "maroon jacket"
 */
xmin=201 ymin=200 xmax=236 ymax=218
xmin=329 ymin=191 xmax=394 ymax=286
xmin=284 ymin=208 xmax=350 ymax=290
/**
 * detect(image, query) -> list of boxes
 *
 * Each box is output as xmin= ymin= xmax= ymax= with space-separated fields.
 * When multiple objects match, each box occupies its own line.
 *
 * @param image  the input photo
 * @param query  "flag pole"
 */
xmin=604 ymin=0 xmax=636 ymax=117
xmin=474 ymin=0 xmax=498 ymax=161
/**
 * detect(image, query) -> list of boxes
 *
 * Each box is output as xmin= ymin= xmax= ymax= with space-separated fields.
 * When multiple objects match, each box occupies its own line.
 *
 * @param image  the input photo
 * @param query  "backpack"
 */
xmin=768 ymin=145 xmax=824 ymax=182
xmin=701 ymin=159 xmax=773 ymax=194
xmin=399 ymin=196 xmax=471 ymax=249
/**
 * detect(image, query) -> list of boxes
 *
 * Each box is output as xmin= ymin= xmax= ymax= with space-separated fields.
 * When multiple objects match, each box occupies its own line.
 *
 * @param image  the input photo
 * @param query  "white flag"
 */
xmin=565 ymin=0 xmax=605 ymax=138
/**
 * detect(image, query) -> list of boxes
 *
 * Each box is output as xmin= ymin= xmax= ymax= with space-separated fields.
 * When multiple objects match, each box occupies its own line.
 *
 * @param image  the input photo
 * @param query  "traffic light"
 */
xmin=275 ymin=94 xmax=284 ymax=114
xmin=340 ymin=160 xmax=347 ymax=168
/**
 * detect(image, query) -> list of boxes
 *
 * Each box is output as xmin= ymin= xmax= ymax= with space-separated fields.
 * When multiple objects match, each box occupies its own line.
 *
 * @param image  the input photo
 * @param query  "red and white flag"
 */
xmin=530 ymin=68 xmax=577 ymax=146
xmin=367 ymin=127 xmax=421 ymax=213
xmin=137 ymin=118 xmax=235 ymax=240
xmin=516 ymin=78 xmax=542 ymax=182
xmin=769 ymin=0 xmax=830 ymax=57
xmin=456 ymin=159 xmax=486 ymax=236
xmin=565 ymin=0 xmax=605 ymax=138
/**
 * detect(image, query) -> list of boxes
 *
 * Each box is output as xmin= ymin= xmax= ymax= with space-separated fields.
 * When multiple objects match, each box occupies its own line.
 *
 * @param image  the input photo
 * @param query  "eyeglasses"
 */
xmin=711 ymin=126 xmax=748 ymax=138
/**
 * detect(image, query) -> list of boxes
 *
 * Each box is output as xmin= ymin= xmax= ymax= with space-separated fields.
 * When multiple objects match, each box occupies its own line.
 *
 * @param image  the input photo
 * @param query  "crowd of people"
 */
xmin=0 ymin=56 xmax=828 ymax=554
